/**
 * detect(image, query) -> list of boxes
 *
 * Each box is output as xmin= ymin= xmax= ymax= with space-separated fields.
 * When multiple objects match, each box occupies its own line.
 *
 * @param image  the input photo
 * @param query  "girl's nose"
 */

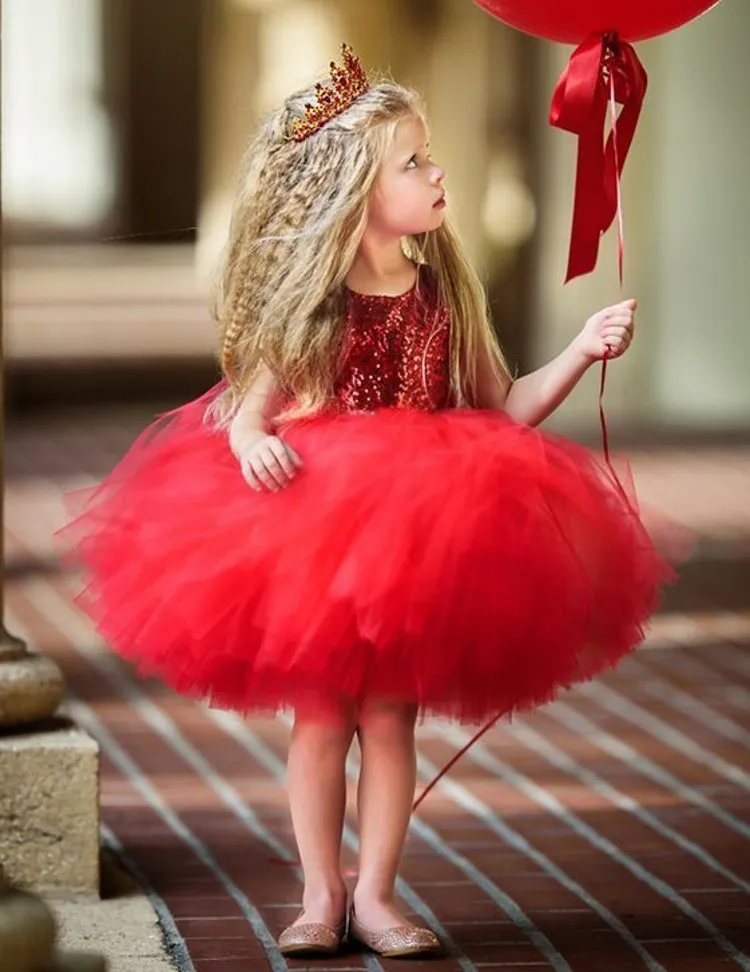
xmin=431 ymin=164 xmax=445 ymax=185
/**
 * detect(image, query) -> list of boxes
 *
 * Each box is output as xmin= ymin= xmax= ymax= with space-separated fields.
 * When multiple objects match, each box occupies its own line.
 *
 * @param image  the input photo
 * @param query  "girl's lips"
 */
xmin=433 ymin=195 xmax=446 ymax=209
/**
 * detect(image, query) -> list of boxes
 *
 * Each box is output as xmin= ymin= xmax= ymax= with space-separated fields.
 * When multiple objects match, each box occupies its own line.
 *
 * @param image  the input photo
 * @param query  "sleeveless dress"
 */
xmin=63 ymin=274 xmax=672 ymax=723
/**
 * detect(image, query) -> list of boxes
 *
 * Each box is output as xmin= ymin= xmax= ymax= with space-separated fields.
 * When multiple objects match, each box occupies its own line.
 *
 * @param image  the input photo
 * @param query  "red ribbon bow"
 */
xmin=550 ymin=33 xmax=648 ymax=283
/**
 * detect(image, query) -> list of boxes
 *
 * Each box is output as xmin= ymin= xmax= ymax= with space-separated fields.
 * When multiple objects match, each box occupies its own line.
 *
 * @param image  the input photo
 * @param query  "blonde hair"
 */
xmin=210 ymin=75 xmax=509 ymax=423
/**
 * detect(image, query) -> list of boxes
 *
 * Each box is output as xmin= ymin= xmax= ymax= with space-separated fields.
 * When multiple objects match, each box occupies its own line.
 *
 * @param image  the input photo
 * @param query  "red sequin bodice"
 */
xmin=334 ymin=274 xmax=451 ymax=413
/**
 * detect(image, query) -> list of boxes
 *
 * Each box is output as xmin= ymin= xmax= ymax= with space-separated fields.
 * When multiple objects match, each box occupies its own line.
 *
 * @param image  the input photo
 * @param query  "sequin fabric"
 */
xmin=349 ymin=912 xmax=442 ymax=957
xmin=334 ymin=270 xmax=451 ymax=413
xmin=277 ymin=917 xmax=346 ymax=955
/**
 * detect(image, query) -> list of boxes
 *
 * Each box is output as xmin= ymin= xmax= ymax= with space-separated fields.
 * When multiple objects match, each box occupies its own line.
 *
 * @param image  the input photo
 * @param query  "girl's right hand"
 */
xmin=234 ymin=431 xmax=303 ymax=492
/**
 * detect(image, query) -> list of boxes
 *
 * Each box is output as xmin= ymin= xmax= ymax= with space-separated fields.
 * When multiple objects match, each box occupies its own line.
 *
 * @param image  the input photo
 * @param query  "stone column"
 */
xmin=0 ymin=864 xmax=106 ymax=972
xmin=0 ymin=1 xmax=65 ymax=734
xmin=0 ymin=0 xmax=64 ymax=729
xmin=197 ymin=0 xmax=343 ymax=277
xmin=647 ymin=0 xmax=750 ymax=429
xmin=338 ymin=0 xmax=491 ymax=264
xmin=0 ymin=5 xmax=100 ymax=899
xmin=195 ymin=0 xmax=260 ymax=277
xmin=0 ymin=636 xmax=65 ymax=730
xmin=336 ymin=0 xmax=435 ymax=94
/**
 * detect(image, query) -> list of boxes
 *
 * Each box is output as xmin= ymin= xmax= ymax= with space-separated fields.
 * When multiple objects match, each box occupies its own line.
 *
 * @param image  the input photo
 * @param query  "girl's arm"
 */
xmin=476 ymin=299 xmax=636 ymax=427
xmin=229 ymin=366 xmax=301 ymax=491
xmin=503 ymin=340 xmax=592 ymax=427
xmin=228 ymin=365 xmax=284 ymax=454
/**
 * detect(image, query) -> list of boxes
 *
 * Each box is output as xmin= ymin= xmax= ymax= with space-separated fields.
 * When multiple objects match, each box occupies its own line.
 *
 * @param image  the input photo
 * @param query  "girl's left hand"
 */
xmin=575 ymin=299 xmax=637 ymax=363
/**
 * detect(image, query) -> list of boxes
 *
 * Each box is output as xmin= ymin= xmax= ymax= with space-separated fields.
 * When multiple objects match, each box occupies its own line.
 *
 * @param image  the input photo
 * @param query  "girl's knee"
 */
xmin=357 ymin=700 xmax=417 ymax=743
xmin=292 ymin=699 xmax=356 ymax=749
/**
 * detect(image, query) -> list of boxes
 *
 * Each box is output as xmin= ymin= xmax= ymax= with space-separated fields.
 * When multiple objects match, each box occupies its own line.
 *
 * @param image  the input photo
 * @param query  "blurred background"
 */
xmin=3 ymin=0 xmax=750 ymax=437
xmin=2 ymin=6 xmax=749 ymax=968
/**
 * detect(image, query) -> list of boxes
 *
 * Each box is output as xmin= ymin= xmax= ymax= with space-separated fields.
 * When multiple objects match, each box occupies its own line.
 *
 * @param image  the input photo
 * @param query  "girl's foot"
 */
xmin=277 ymin=887 xmax=348 ymax=956
xmin=350 ymin=895 xmax=410 ymax=931
xmin=278 ymin=915 xmax=347 ymax=956
xmin=349 ymin=894 xmax=441 ymax=958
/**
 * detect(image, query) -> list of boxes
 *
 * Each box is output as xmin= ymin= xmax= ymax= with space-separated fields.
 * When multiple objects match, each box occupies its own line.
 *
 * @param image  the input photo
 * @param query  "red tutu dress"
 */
xmin=64 ymin=273 xmax=672 ymax=723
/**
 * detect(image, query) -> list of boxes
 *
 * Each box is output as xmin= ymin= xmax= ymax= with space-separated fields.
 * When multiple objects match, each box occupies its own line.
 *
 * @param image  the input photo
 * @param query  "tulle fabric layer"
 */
xmin=61 ymin=386 xmax=673 ymax=723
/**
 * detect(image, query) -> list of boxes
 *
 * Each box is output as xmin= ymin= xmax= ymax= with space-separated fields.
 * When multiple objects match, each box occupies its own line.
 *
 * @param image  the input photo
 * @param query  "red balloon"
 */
xmin=474 ymin=0 xmax=721 ymax=44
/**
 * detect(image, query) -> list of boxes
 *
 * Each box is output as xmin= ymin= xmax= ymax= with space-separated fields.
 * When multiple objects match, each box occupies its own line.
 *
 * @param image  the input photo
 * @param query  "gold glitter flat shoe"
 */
xmin=349 ymin=907 xmax=442 ymax=958
xmin=277 ymin=912 xmax=347 ymax=956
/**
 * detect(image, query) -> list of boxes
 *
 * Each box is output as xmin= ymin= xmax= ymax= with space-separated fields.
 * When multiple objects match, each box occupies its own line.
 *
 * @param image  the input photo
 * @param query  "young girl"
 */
xmin=66 ymin=46 xmax=670 ymax=959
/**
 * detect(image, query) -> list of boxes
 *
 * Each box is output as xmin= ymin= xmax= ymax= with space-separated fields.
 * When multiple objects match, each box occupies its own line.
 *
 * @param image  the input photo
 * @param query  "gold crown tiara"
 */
xmin=290 ymin=44 xmax=369 ymax=142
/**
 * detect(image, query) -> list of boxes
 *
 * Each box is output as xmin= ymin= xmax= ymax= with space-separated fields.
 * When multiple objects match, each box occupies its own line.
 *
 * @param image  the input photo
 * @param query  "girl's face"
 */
xmin=368 ymin=114 xmax=447 ymax=238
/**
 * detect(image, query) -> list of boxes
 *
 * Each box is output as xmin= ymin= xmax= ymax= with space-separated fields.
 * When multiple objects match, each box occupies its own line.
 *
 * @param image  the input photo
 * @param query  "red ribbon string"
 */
xmin=412 ymin=716 xmax=502 ymax=813
xmin=550 ymin=32 xmax=648 ymax=283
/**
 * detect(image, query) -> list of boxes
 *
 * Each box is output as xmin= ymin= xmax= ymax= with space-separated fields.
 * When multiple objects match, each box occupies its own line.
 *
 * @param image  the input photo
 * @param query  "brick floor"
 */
xmin=4 ymin=409 xmax=750 ymax=972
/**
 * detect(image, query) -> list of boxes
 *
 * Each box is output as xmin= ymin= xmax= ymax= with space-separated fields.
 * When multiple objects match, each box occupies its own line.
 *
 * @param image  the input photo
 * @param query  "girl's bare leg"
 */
xmin=352 ymin=700 xmax=418 ymax=929
xmin=286 ymin=701 xmax=355 ymax=928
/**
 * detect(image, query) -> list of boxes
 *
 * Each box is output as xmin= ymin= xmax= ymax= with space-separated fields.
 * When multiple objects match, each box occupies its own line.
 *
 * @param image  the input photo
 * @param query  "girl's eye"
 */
xmin=406 ymin=155 xmax=418 ymax=169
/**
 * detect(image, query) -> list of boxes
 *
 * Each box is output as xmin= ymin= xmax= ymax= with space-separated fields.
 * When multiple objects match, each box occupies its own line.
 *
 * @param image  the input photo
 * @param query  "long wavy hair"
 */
xmin=210 ymin=74 xmax=510 ymax=424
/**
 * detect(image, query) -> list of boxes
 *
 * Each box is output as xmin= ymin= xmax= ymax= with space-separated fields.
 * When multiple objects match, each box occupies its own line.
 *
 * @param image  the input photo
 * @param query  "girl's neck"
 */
xmin=346 ymin=238 xmax=417 ymax=297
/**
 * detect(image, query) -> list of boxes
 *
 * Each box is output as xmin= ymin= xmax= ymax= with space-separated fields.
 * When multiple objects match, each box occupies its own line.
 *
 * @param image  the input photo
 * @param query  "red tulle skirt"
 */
xmin=62 ymin=386 xmax=673 ymax=723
